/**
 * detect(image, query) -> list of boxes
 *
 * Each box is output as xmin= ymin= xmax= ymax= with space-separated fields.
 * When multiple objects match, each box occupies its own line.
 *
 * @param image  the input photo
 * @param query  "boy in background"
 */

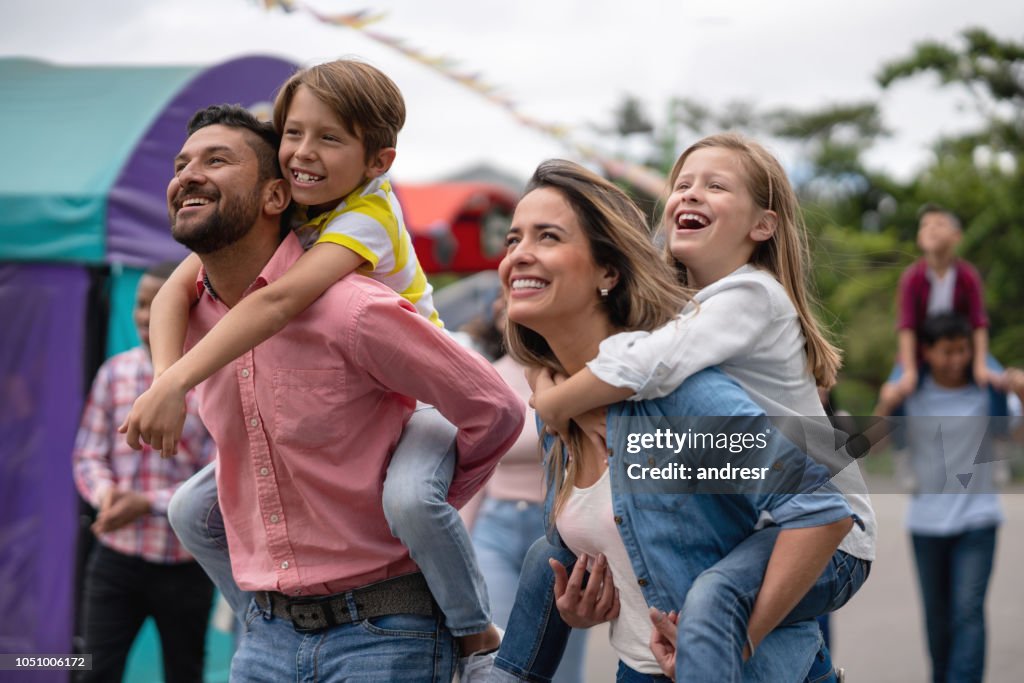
xmin=875 ymin=313 xmax=1024 ymax=683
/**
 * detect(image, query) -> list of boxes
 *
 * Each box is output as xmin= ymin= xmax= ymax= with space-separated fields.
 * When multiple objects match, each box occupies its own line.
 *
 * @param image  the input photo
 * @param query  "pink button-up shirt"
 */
xmin=188 ymin=233 xmax=524 ymax=595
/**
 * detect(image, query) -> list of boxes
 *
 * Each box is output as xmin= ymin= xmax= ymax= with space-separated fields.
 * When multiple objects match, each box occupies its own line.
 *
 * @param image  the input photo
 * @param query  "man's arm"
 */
xmin=352 ymin=291 xmax=525 ymax=507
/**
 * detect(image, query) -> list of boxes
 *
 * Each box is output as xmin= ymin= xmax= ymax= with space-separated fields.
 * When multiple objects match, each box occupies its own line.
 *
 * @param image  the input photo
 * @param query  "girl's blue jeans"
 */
xmin=491 ymin=527 xmax=868 ymax=682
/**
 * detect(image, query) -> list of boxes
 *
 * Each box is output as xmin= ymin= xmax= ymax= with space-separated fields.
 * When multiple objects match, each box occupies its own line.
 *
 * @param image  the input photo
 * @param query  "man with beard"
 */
xmin=142 ymin=105 xmax=524 ymax=681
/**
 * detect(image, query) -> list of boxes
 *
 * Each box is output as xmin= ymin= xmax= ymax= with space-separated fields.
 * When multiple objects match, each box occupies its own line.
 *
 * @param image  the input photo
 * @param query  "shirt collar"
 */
xmin=194 ymin=232 xmax=305 ymax=303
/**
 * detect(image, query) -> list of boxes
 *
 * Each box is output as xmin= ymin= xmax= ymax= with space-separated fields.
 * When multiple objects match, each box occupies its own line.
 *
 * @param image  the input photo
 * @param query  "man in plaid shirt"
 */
xmin=73 ymin=262 xmax=215 ymax=683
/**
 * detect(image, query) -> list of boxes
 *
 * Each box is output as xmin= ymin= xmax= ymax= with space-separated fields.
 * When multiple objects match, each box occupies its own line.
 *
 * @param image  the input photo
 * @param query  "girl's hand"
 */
xmin=973 ymin=358 xmax=991 ymax=389
xmin=648 ymin=608 xmax=678 ymax=680
xmin=526 ymin=367 xmax=570 ymax=438
xmin=119 ymin=377 xmax=188 ymax=458
xmin=549 ymin=553 xmax=619 ymax=628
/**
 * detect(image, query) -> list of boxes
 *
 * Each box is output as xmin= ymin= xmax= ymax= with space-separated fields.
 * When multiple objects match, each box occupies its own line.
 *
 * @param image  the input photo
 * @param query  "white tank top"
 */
xmin=556 ymin=467 xmax=663 ymax=674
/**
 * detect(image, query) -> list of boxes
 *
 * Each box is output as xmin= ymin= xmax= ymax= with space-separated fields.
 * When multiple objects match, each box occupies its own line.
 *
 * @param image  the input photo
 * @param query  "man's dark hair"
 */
xmin=187 ymin=104 xmax=282 ymax=182
xmin=144 ymin=260 xmax=180 ymax=281
xmin=920 ymin=313 xmax=972 ymax=347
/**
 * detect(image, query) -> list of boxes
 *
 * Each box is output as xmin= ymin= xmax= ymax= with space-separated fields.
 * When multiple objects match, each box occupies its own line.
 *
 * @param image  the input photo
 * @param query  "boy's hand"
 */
xmin=549 ymin=553 xmax=620 ymax=628
xmin=92 ymin=489 xmax=151 ymax=534
xmin=648 ymin=608 xmax=678 ymax=680
xmin=118 ymin=377 xmax=188 ymax=458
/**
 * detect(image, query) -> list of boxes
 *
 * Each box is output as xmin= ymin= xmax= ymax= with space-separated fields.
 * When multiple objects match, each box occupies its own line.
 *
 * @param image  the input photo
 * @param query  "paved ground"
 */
xmin=577 ymin=479 xmax=1024 ymax=682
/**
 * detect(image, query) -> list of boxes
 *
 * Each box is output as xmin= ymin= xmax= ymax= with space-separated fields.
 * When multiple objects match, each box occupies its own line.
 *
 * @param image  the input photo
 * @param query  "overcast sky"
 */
xmin=3 ymin=0 xmax=1022 ymax=185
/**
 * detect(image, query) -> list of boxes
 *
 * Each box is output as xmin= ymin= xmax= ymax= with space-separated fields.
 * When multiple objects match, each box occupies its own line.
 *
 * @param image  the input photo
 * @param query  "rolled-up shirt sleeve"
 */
xmin=350 ymin=290 xmax=526 ymax=507
xmin=589 ymin=279 xmax=775 ymax=400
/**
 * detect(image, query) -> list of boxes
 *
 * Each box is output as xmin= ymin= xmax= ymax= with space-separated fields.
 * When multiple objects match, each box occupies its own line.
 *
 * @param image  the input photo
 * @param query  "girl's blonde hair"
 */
xmin=504 ymin=159 xmax=690 ymax=517
xmin=666 ymin=133 xmax=842 ymax=388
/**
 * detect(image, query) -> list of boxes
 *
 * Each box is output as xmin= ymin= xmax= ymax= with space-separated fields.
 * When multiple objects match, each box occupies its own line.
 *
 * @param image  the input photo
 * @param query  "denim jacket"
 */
xmin=540 ymin=367 xmax=854 ymax=680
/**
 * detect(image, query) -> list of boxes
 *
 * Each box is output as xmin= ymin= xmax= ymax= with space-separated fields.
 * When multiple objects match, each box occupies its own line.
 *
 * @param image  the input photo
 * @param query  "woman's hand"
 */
xmin=118 ymin=376 xmax=188 ymax=458
xmin=648 ymin=608 xmax=678 ymax=680
xmin=549 ymin=552 xmax=619 ymax=628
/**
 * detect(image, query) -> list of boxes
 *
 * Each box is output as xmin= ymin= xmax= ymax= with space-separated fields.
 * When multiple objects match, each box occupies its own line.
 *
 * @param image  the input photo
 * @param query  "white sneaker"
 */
xmin=456 ymin=626 xmax=503 ymax=683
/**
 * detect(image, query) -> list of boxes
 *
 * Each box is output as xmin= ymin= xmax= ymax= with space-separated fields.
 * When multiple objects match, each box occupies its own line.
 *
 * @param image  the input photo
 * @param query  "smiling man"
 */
xmin=158 ymin=104 xmax=524 ymax=681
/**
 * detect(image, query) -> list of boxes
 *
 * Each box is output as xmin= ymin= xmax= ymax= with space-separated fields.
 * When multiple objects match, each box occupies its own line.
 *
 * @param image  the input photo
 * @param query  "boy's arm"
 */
xmin=971 ymin=327 xmax=991 ymax=387
xmin=895 ymin=328 xmax=919 ymax=393
xmin=744 ymin=518 xmax=853 ymax=658
xmin=124 ymin=242 xmax=365 ymax=456
xmin=150 ymin=254 xmax=202 ymax=376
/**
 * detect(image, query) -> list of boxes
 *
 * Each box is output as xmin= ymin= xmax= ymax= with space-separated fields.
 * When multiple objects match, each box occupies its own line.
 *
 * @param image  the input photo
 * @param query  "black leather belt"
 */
xmin=254 ymin=572 xmax=436 ymax=634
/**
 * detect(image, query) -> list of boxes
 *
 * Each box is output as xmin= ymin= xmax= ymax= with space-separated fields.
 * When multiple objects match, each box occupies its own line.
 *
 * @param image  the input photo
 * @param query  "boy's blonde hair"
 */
xmin=666 ymin=133 xmax=842 ymax=388
xmin=273 ymin=59 xmax=406 ymax=163
xmin=505 ymin=159 xmax=690 ymax=518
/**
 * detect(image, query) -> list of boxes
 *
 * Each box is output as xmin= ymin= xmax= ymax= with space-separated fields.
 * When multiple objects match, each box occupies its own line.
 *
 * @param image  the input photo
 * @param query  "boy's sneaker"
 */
xmin=456 ymin=626 xmax=503 ymax=683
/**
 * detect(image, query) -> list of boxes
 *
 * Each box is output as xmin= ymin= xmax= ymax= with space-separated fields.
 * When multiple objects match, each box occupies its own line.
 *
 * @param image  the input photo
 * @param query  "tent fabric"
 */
xmin=0 ymin=59 xmax=199 ymax=263
xmin=395 ymin=182 xmax=516 ymax=273
xmin=0 ymin=263 xmax=89 ymax=681
xmin=0 ymin=56 xmax=298 ymax=266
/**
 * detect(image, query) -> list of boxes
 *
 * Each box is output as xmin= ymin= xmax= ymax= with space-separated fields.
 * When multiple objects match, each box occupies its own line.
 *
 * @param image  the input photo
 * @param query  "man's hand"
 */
xmin=648 ymin=608 xmax=678 ymax=680
xmin=118 ymin=376 xmax=188 ymax=458
xmin=549 ymin=553 xmax=620 ymax=628
xmin=92 ymin=489 xmax=151 ymax=534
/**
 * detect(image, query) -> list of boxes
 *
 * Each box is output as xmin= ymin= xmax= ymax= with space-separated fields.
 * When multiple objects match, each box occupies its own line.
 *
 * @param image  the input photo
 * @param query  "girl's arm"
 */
xmin=743 ymin=518 xmax=853 ymax=658
xmin=150 ymin=254 xmax=202 ymax=376
xmin=535 ymin=278 xmax=773 ymax=427
xmin=123 ymin=242 xmax=365 ymax=456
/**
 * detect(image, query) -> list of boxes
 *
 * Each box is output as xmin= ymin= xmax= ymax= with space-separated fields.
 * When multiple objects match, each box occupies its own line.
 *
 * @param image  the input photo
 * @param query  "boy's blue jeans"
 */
xmin=168 ymin=405 xmax=491 ymax=636
xmin=491 ymin=529 xmax=868 ymax=683
xmin=231 ymin=596 xmax=457 ymax=682
xmin=910 ymin=526 xmax=997 ymax=683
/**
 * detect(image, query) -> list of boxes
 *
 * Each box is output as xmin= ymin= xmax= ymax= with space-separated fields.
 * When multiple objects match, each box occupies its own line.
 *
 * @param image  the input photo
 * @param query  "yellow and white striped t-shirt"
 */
xmin=301 ymin=175 xmax=441 ymax=327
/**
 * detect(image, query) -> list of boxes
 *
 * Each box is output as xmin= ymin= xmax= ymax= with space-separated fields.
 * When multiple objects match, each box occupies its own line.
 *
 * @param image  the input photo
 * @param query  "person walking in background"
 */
xmin=73 ymin=261 xmax=215 ymax=683
xmin=874 ymin=313 xmax=1024 ymax=683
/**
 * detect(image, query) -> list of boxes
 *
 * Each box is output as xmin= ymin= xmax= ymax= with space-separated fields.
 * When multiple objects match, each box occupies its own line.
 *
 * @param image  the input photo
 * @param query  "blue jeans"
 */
xmin=381 ymin=404 xmax=490 ymax=636
xmin=472 ymin=498 xmax=587 ymax=683
xmin=167 ymin=460 xmax=250 ymax=619
xmin=492 ymin=531 xmax=864 ymax=683
xmin=168 ymin=406 xmax=491 ymax=635
xmin=676 ymin=526 xmax=869 ymax=683
xmin=231 ymin=596 xmax=456 ymax=682
xmin=911 ymin=526 xmax=997 ymax=683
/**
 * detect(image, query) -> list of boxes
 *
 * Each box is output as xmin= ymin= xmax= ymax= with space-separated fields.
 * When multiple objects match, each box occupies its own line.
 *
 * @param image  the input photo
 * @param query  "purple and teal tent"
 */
xmin=0 ymin=54 xmax=297 ymax=680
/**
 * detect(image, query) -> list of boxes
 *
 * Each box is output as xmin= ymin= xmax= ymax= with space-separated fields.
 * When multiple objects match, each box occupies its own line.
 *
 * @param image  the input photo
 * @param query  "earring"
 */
xmin=600 ymin=288 xmax=609 ymax=298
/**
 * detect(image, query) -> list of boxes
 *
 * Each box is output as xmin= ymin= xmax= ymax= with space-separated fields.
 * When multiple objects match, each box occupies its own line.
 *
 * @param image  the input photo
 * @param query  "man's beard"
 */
xmin=170 ymin=187 xmax=262 ymax=254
